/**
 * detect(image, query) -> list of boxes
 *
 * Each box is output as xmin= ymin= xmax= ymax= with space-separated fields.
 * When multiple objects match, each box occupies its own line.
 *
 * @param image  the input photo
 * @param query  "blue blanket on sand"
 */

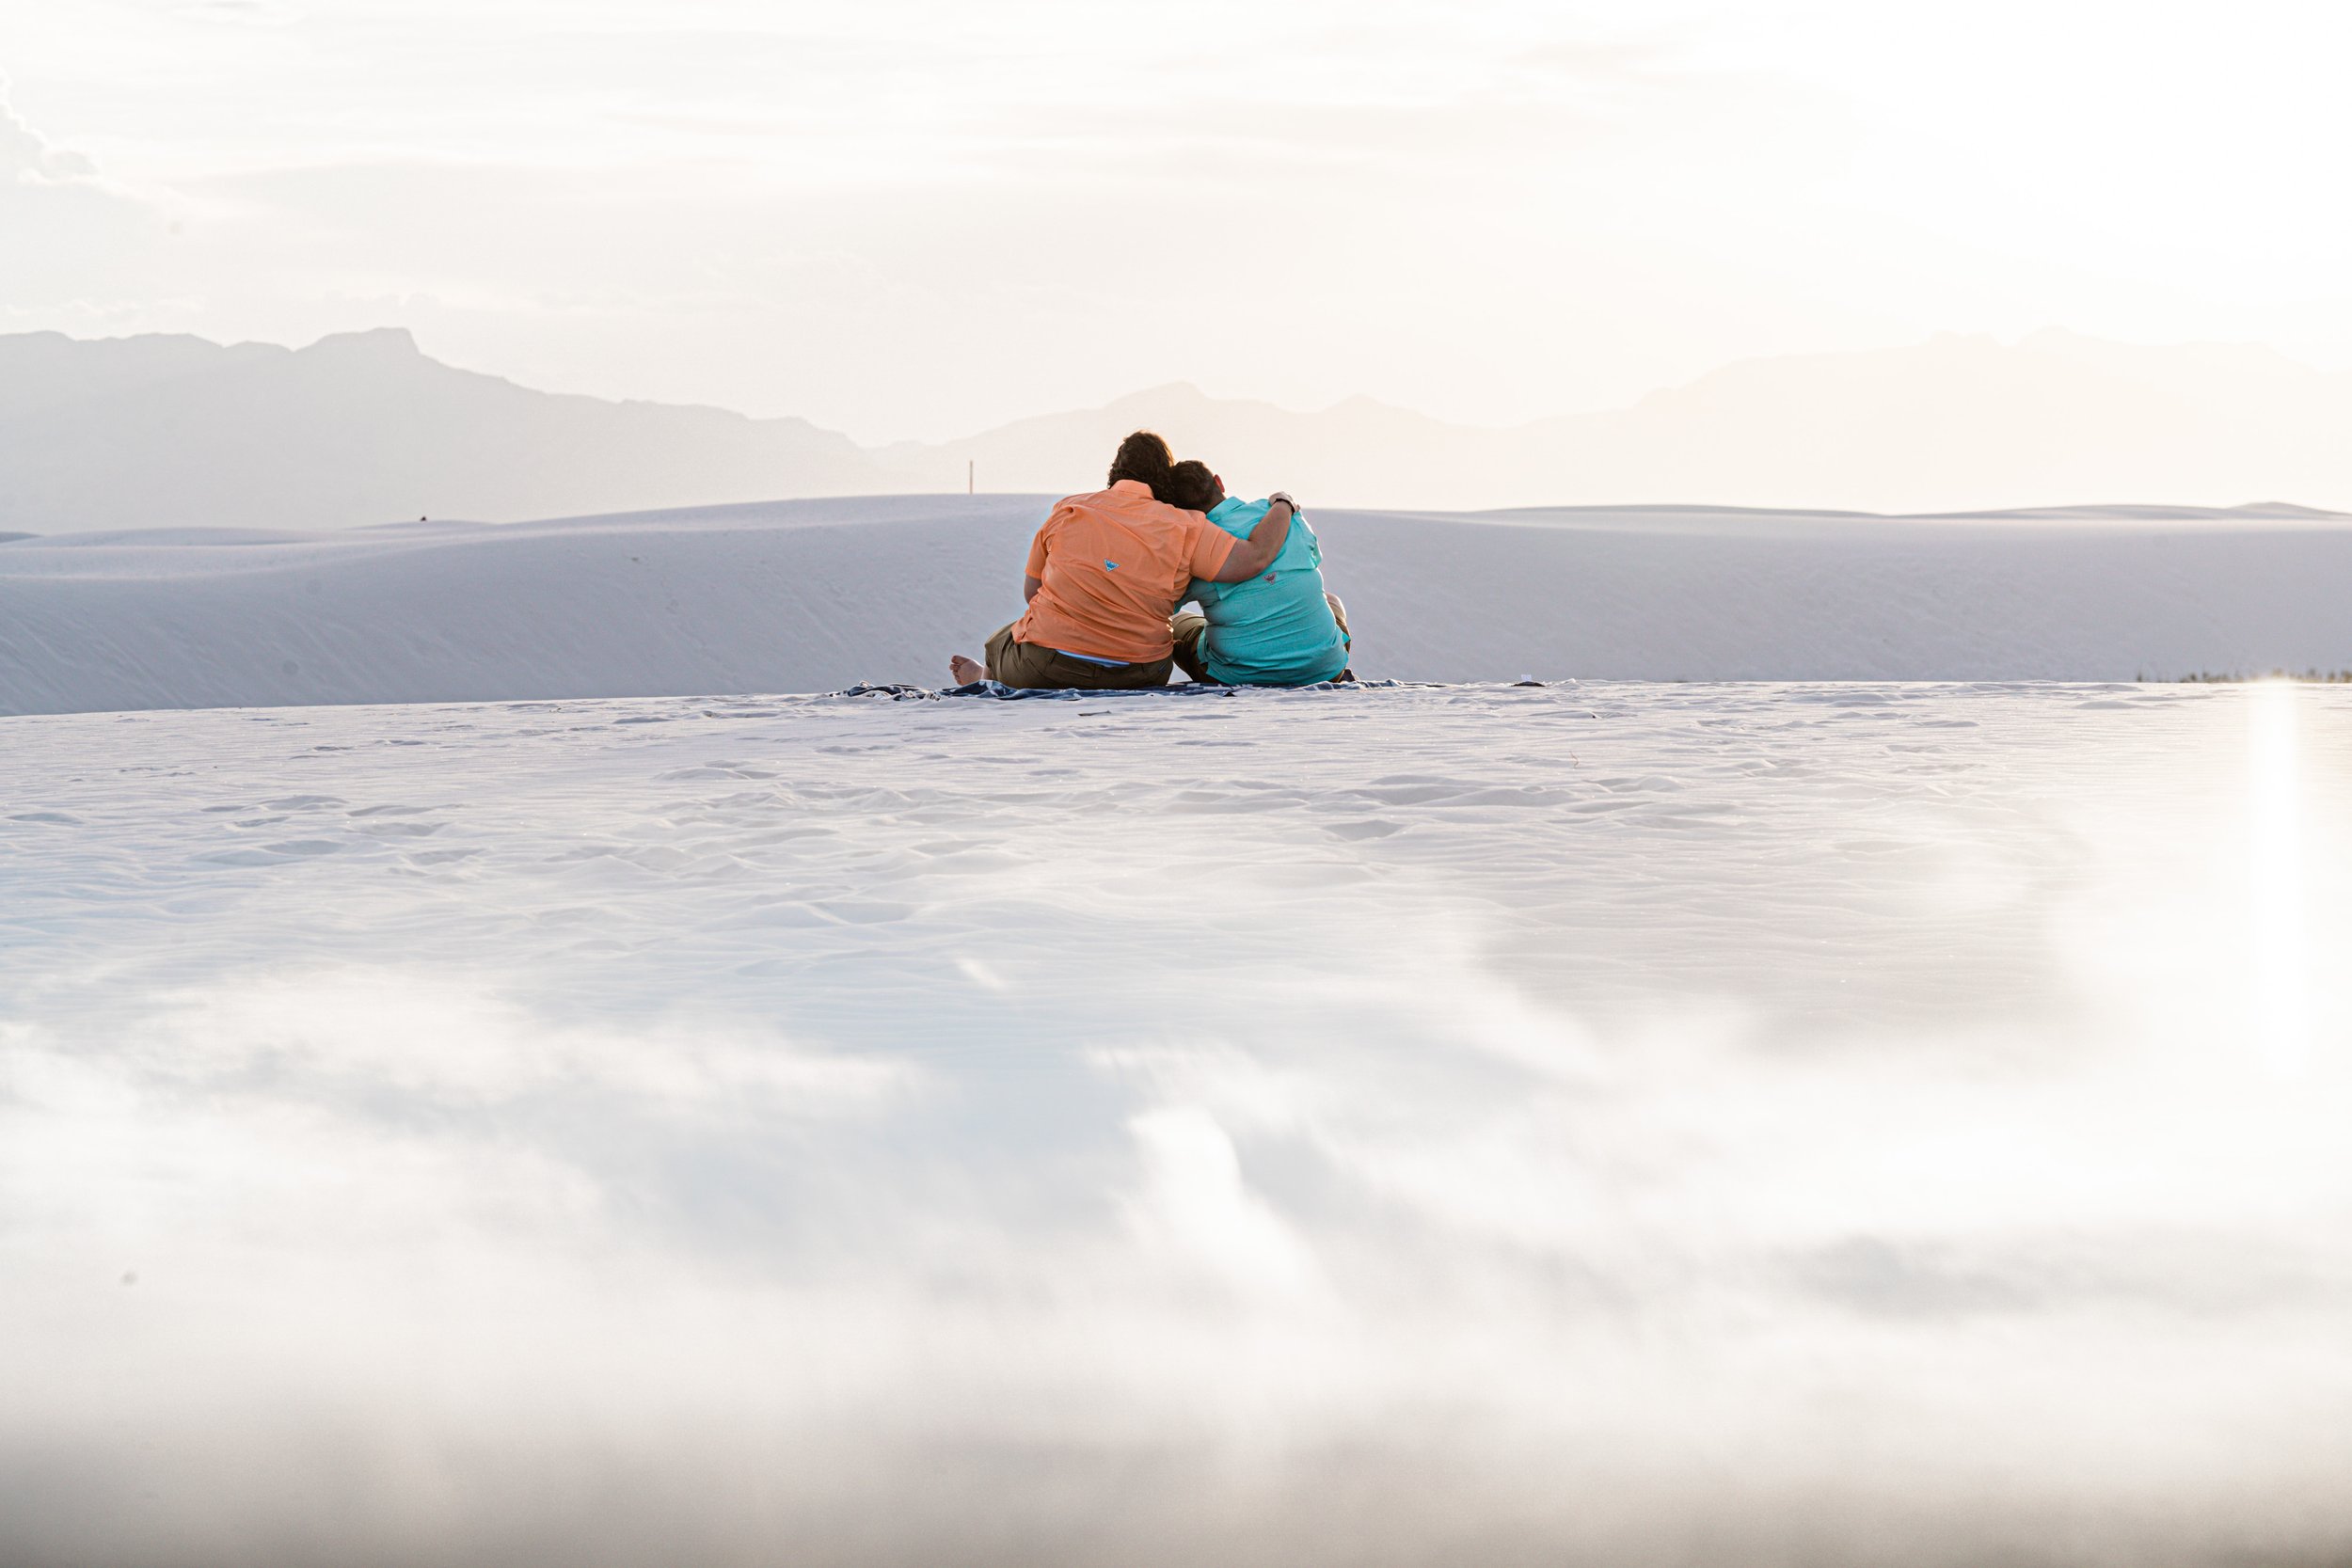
xmin=831 ymin=679 xmax=1406 ymax=703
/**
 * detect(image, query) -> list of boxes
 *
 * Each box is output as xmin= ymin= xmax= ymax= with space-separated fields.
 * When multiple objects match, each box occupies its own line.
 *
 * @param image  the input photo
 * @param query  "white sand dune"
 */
xmin=3 ymin=684 xmax=2348 ymax=1564
xmin=4 ymin=496 xmax=2350 ymax=715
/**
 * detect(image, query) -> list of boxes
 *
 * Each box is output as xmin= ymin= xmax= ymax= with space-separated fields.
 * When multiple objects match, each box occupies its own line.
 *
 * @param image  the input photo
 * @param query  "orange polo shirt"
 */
xmin=1010 ymin=480 xmax=1238 ymax=663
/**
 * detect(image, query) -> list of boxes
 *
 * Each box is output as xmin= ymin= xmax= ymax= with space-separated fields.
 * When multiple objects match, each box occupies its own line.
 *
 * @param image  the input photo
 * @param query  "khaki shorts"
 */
xmin=984 ymin=622 xmax=1173 ymax=691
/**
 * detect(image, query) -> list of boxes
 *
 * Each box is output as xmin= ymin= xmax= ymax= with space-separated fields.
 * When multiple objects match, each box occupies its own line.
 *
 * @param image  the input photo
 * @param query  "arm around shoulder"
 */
xmin=1209 ymin=499 xmax=1295 ymax=582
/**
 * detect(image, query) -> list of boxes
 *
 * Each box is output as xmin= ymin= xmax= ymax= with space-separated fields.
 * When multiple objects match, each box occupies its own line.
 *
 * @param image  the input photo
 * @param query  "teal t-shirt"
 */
xmin=1185 ymin=499 xmax=1349 ymax=687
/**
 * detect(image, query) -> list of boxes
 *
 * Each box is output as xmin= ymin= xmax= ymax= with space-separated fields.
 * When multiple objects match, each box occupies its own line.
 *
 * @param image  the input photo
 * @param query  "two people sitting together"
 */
xmin=947 ymin=431 xmax=1353 ymax=691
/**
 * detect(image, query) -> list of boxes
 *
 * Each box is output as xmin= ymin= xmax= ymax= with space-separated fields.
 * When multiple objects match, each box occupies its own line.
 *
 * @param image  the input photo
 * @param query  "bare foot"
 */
xmin=948 ymin=655 xmax=985 ymax=686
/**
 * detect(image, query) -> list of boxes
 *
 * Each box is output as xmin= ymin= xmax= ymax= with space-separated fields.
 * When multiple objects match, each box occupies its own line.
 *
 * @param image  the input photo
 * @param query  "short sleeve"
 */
xmin=1188 ymin=518 xmax=1236 ymax=580
xmin=1025 ymin=516 xmax=1055 ymax=579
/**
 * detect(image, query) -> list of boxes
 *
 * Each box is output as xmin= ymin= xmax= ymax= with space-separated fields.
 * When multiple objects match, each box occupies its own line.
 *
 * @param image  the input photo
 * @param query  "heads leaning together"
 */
xmin=1108 ymin=430 xmax=1224 ymax=515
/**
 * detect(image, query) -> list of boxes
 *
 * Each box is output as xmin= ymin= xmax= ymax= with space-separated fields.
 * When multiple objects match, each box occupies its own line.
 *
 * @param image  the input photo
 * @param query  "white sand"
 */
xmin=4 ymin=496 xmax=2351 ymax=715
xmin=2 ymin=683 xmax=2348 ymax=1563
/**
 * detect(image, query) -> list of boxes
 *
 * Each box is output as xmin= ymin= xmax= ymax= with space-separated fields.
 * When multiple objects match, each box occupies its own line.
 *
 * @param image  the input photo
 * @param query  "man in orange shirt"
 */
xmin=947 ymin=432 xmax=1299 ymax=690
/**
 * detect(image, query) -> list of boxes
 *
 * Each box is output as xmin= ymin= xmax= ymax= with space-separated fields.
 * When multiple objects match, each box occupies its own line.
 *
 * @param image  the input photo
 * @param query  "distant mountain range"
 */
xmin=4 ymin=325 xmax=2348 ymax=532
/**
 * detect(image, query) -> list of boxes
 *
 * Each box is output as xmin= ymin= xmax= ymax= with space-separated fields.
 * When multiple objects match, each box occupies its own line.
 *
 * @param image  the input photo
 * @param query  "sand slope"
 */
xmin=4 ymin=496 xmax=2350 ymax=715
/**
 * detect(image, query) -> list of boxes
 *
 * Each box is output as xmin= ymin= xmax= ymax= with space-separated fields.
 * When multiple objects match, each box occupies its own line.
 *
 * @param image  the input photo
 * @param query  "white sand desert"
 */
xmin=10 ymin=4 xmax=2352 ymax=1557
xmin=4 ymin=681 xmax=2346 ymax=1563
xmin=4 ymin=495 xmax=2349 ymax=715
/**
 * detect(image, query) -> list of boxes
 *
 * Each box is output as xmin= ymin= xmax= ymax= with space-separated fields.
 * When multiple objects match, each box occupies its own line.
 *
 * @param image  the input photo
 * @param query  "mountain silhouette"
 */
xmin=5 ymin=326 xmax=2348 ymax=532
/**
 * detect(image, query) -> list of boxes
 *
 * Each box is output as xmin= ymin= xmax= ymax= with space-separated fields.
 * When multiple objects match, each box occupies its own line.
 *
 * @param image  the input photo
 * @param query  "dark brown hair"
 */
xmin=1106 ymin=430 xmax=1174 ymax=491
xmin=1159 ymin=460 xmax=1220 ymax=513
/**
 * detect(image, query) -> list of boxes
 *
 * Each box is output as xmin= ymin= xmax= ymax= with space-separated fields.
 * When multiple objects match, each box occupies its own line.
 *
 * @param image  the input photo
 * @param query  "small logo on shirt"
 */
xmin=1104 ymin=561 xmax=1119 ymax=571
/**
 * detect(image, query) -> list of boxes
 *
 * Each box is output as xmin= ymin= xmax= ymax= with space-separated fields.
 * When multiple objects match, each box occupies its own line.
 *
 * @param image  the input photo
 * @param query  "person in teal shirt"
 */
xmin=1161 ymin=461 xmax=1352 ymax=687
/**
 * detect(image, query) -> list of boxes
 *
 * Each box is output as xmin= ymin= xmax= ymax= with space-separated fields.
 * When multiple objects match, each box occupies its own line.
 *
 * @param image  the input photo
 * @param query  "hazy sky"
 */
xmin=4 ymin=0 xmax=2349 ymax=440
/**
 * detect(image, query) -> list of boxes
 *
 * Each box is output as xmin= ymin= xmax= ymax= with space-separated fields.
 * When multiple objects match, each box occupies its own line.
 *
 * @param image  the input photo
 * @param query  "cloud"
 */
xmin=172 ymin=0 xmax=308 ymax=24
xmin=1124 ymin=1104 xmax=1320 ymax=1298
xmin=0 ymin=81 xmax=96 ymax=183
xmin=0 ymin=74 xmax=176 ymax=326
xmin=156 ymin=969 xmax=917 ymax=1112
